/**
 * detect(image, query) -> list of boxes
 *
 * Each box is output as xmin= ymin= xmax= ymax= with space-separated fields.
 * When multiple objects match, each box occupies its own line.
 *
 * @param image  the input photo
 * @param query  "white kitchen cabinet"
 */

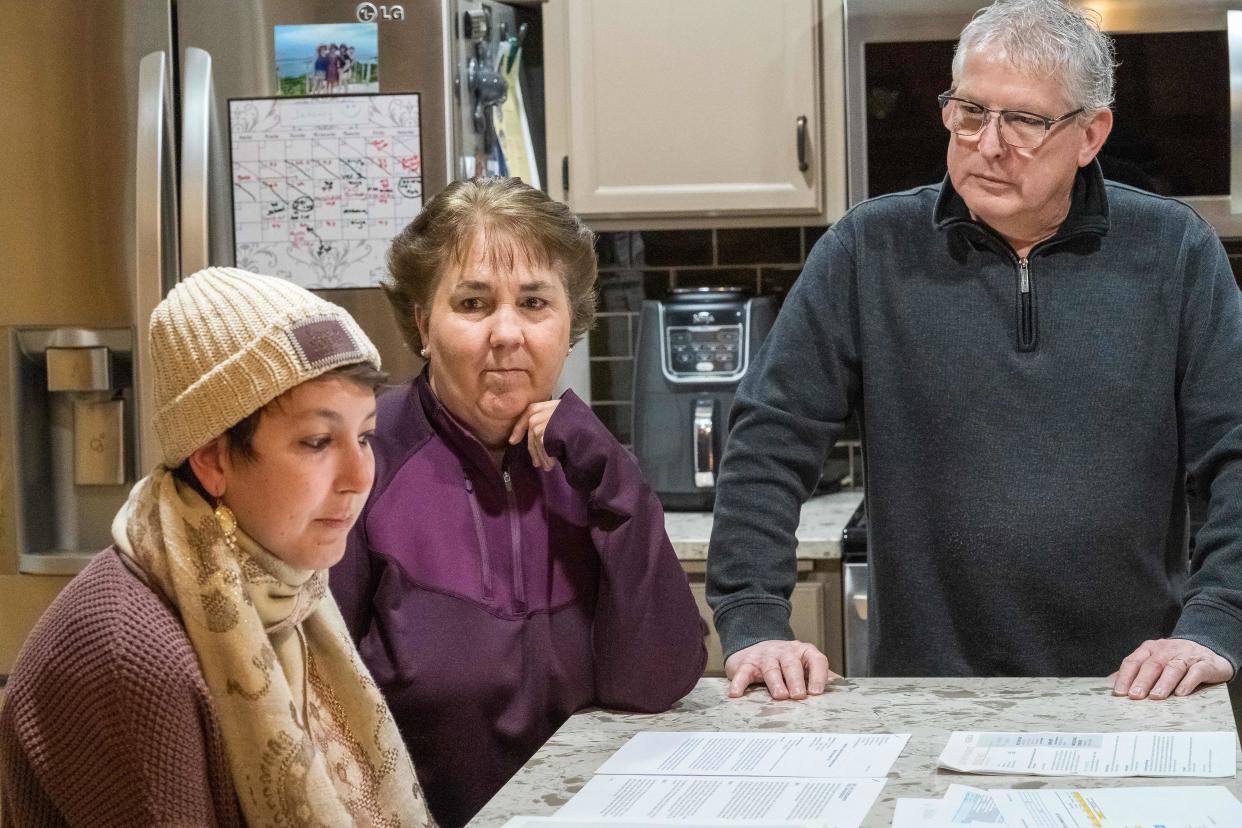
xmin=543 ymin=0 xmax=847 ymax=227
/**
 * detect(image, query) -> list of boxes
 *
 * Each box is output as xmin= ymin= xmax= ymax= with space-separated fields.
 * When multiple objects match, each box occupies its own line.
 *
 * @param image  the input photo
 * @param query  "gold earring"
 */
xmin=214 ymin=499 xmax=238 ymax=550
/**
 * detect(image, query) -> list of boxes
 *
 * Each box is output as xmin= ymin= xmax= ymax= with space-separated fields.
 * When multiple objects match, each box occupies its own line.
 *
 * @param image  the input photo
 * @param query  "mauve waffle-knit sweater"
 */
xmin=0 ymin=547 xmax=243 ymax=827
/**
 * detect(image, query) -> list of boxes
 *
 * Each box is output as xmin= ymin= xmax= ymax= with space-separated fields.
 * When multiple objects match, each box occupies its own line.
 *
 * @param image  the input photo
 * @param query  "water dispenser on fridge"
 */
xmin=6 ymin=328 xmax=136 ymax=573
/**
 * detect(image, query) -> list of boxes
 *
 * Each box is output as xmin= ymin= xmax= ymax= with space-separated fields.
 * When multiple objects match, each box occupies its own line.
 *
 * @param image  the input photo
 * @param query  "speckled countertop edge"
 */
xmin=668 ymin=491 xmax=863 ymax=561
xmin=472 ymin=676 xmax=1239 ymax=827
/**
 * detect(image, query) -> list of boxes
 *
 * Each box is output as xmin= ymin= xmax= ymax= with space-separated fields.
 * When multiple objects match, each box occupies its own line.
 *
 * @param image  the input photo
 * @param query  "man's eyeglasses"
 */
xmin=937 ymin=91 xmax=1084 ymax=149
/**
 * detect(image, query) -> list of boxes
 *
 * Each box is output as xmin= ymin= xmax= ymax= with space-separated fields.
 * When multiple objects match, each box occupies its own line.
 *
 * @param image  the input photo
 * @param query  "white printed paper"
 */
xmin=891 ymin=798 xmax=947 ymax=827
xmin=937 ymin=731 xmax=1236 ymax=777
xmin=556 ymin=774 xmax=885 ymax=828
xmin=991 ymin=784 xmax=1242 ymax=828
xmin=939 ymin=785 xmax=1008 ymax=825
xmin=890 ymin=787 xmax=1007 ymax=826
xmin=596 ymin=731 xmax=909 ymax=778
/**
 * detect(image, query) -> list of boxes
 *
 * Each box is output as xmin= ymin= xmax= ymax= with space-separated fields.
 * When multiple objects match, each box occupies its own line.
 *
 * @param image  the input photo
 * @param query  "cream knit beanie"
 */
xmin=149 ymin=267 xmax=381 ymax=467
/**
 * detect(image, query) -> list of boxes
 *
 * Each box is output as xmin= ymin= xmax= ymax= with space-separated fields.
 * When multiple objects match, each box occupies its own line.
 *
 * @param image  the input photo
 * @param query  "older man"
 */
xmin=708 ymin=0 xmax=1241 ymax=701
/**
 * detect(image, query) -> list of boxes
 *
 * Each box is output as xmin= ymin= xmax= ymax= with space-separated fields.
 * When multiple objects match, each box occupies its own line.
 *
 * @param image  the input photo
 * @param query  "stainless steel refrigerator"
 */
xmin=2 ymin=0 xmax=531 ymax=566
xmin=130 ymin=0 xmax=459 ymax=473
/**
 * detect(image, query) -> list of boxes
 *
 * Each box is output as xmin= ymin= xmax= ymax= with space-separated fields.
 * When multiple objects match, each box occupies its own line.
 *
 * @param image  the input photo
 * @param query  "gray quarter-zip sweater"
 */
xmin=707 ymin=162 xmax=1242 ymax=677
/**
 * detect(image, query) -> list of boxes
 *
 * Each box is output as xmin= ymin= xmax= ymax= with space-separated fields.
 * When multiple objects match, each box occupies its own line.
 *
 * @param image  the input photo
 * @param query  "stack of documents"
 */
xmin=894 ymin=783 xmax=1242 ymax=827
xmin=892 ymin=730 xmax=1241 ymax=827
xmin=937 ymin=730 xmax=1236 ymax=777
xmin=504 ymin=731 xmax=909 ymax=828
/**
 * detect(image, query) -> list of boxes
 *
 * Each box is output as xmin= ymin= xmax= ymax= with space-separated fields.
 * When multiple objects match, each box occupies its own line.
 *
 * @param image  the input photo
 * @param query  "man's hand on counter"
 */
xmin=724 ymin=640 xmax=839 ymax=700
xmin=1111 ymin=638 xmax=1233 ymax=700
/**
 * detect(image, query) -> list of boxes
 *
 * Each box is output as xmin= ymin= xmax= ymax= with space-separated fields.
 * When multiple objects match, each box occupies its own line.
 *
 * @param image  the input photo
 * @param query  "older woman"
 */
xmin=330 ymin=178 xmax=707 ymax=826
xmin=0 ymin=268 xmax=433 ymax=827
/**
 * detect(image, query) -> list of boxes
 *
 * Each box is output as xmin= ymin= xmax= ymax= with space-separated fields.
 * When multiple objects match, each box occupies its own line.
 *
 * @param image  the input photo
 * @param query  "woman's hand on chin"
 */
xmin=508 ymin=400 xmax=561 ymax=471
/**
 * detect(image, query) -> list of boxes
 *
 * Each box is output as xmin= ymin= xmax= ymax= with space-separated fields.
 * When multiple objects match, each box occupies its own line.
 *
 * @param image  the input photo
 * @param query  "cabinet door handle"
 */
xmin=796 ymin=115 xmax=810 ymax=172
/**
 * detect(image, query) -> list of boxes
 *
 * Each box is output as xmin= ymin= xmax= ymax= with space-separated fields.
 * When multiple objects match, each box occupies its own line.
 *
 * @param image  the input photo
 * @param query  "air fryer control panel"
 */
xmin=633 ymin=293 xmax=776 ymax=509
xmin=660 ymin=304 xmax=748 ymax=382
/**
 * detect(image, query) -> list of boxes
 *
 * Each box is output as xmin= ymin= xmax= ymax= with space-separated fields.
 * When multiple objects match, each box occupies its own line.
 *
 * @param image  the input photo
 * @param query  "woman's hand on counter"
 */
xmin=1111 ymin=638 xmax=1233 ymax=700
xmin=724 ymin=640 xmax=839 ymax=701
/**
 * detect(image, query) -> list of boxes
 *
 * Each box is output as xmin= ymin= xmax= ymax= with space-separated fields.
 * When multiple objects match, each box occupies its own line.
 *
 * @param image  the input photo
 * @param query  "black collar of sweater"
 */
xmin=932 ymin=159 xmax=1111 ymax=255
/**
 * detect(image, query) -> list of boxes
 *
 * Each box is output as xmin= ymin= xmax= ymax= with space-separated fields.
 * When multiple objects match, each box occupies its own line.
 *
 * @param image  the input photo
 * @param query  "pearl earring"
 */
xmin=419 ymin=347 xmax=429 ymax=359
xmin=213 ymin=498 xmax=238 ymax=552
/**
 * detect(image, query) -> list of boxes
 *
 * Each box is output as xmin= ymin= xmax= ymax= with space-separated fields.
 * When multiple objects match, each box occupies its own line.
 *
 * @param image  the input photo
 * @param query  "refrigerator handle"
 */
xmin=135 ymin=50 xmax=176 ymax=474
xmin=181 ymin=47 xmax=213 ymax=274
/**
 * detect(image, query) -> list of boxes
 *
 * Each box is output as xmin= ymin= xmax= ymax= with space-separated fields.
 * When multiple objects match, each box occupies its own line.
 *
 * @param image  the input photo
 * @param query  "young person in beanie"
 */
xmin=0 ymin=267 xmax=435 ymax=827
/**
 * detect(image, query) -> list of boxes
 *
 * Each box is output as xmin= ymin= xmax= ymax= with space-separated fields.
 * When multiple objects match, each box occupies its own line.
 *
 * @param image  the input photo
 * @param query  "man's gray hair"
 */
xmin=952 ymin=0 xmax=1116 ymax=115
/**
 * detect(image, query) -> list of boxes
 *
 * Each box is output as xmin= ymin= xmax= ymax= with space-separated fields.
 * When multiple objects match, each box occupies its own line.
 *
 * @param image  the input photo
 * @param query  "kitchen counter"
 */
xmin=666 ymin=490 xmax=864 ymax=560
xmin=473 ymin=676 xmax=1240 ymax=826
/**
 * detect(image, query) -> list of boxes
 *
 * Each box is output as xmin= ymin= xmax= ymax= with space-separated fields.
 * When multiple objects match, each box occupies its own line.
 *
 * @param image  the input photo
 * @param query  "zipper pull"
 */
xmin=1019 ymin=257 xmax=1030 ymax=294
xmin=502 ymin=470 xmax=513 ymax=492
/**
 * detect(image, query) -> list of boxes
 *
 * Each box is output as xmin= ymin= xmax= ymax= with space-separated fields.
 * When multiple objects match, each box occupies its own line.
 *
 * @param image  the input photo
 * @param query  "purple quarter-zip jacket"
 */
xmin=330 ymin=373 xmax=707 ymax=827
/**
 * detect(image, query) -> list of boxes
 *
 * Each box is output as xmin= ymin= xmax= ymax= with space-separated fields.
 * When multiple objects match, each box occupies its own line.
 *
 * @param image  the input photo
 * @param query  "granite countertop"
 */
xmin=473 ymin=676 xmax=1240 ymax=826
xmin=666 ymin=490 xmax=864 ymax=560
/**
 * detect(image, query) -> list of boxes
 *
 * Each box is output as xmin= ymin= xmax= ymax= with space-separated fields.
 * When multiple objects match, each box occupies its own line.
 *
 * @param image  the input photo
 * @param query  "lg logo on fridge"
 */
xmin=356 ymin=2 xmax=405 ymax=22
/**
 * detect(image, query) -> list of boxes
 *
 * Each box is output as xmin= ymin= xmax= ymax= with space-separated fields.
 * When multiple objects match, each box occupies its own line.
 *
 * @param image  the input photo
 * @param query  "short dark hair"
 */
xmin=173 ymin=361 xmax=387 ymax=499
xmin=384 ymin=177 xmax=598 ymax=354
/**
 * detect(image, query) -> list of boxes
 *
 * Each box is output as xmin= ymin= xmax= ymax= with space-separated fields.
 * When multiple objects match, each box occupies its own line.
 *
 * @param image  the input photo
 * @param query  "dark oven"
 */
xmin=844 ymin=0 xmax=1242 ymax=237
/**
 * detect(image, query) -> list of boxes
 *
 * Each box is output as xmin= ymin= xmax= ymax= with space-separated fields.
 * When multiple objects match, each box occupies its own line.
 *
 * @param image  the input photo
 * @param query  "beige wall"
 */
xmin=0 ymin=575 xmax=74 ymax=672
xmin=0 ymin=1 xmax=132 ymax=672
xmin=0 ymin=3 xmax=131 ymax=330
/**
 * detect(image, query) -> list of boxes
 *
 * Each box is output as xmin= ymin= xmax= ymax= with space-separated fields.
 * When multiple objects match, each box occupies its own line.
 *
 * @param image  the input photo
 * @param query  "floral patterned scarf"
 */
xmin=112 ymin=467 xmax=433 ymax=827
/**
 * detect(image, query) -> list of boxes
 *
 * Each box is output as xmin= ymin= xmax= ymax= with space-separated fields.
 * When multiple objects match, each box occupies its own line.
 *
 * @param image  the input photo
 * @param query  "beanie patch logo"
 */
xmin=288 ymin=318 xmax=363 ymax=368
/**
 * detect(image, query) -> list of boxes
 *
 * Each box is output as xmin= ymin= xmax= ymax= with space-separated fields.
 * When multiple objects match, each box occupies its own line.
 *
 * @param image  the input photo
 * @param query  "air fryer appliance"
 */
xmin=632 ymin=288 xmax=776 ymax=511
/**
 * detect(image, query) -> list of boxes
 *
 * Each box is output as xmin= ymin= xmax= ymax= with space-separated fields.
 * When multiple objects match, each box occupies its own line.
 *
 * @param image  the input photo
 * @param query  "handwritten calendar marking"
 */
xmin=230 ymin=94 xmax=422 ymax=288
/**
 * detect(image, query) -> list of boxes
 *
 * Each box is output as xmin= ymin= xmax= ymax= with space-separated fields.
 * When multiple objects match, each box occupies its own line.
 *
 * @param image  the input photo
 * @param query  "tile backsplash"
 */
xmin=588 ymin=225 xmax=825 ymax=447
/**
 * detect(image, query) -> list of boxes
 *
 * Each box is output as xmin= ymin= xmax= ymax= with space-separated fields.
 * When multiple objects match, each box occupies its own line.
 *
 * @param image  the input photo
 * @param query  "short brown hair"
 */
xmin=385 ymin=177 xmax=598 ymax=354
xmin=173 ymin=361 xmax=387 ymax=498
